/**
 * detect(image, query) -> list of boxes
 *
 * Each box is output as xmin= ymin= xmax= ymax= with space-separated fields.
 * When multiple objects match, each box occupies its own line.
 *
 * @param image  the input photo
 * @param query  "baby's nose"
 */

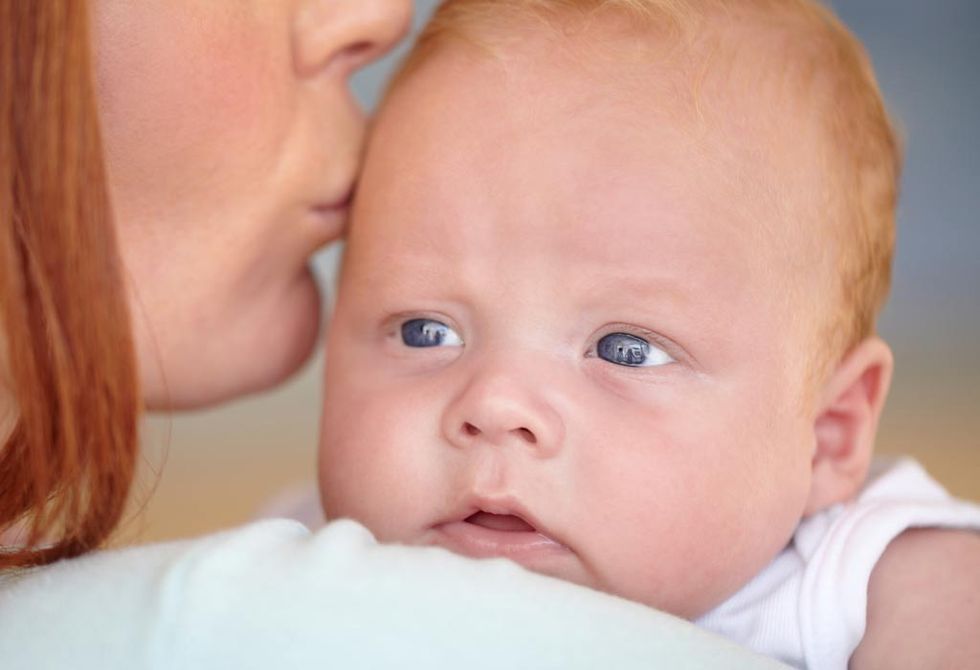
xmin=461 ymin=419 xmax=538 ymax=447
xmin=442 ymin=374 xmax=564 ymax=457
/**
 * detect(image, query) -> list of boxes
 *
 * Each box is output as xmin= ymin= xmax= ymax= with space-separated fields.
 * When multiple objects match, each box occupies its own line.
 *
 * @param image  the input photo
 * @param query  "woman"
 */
xmin=1 ymin=0 xmax=411 ymax=567
xmin=0 ymin=1 xmax=773 ymax=666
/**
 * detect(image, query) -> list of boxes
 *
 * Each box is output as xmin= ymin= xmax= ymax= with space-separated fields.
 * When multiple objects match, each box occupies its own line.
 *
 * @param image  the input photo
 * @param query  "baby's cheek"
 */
xmin=318 ymin=387 xmax=433 ymax=540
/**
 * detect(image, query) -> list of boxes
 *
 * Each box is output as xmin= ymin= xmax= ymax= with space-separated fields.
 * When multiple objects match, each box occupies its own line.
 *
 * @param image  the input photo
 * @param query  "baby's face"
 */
xmin=320 ymin=30 xmax=829 ymax=617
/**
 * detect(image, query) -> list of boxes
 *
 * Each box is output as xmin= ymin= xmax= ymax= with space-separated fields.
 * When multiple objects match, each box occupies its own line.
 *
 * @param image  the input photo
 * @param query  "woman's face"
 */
xmin=91 ymin=0 xmax=411 ymax=408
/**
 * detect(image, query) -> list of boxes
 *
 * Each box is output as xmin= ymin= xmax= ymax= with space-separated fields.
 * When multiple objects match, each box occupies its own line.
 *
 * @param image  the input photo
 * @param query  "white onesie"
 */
xmin=696 ymin=458 xmax=980 ymax=669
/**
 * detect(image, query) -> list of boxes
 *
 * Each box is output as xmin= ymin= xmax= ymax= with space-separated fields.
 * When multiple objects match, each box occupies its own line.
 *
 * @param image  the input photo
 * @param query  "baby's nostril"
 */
xmin=463 ymin=422 xmax=480 ymax=436
xmin=515 ymin=427 xmax=537 ymax=444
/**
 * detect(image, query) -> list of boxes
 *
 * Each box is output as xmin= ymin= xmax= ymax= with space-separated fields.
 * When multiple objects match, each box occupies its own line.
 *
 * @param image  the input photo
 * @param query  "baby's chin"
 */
xmin=596 ymin=557 xmax=778 ymax=621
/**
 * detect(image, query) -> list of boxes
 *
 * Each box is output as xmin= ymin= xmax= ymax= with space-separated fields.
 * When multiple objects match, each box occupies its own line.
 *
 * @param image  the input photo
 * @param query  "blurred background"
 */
xmin=125 ymin=0 xmax=980 ymax=543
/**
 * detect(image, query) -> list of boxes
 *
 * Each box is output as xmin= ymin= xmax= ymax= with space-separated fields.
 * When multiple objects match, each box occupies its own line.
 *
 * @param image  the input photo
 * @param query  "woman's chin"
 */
xmin=140 ymin=273 xmax=322 ymax=411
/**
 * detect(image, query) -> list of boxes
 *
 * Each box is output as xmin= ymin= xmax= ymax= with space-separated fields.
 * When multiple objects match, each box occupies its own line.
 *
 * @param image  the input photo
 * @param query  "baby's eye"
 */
xmin=596 ymin=332 xmax=673 ymax=367
xmin=400 ymin=318 xmax=463 ymax=348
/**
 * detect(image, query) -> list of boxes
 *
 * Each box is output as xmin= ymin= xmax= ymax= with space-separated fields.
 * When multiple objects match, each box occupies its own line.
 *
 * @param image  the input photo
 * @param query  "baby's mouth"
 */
xmin=464 ymin=511 xmax=536 ymax=533
xmin=429 ymin=504 xmax=570 ymax=566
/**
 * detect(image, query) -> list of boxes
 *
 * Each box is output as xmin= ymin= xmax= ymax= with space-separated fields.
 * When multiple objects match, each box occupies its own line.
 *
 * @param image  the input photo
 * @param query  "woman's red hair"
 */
xmin=1 ymin=0 xmax=140 ymax=568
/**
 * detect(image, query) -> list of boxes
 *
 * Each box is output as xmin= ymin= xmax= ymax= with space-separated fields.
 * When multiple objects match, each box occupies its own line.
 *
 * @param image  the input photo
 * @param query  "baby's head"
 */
xmin=319 ymin=0 xmax=900 ymax=617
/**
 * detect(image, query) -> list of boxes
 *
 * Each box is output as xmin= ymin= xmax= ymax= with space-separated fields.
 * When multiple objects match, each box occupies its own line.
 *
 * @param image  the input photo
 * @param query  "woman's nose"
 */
xmin=292 ymin=0 xmax=413 ymax=77
xmin=441 ymin=372 xmax=565 ymax=458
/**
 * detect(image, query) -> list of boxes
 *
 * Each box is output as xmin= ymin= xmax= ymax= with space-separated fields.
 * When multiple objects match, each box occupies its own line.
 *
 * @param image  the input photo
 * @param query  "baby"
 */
xmin=318 ymin=1 xmax=980 ymax=667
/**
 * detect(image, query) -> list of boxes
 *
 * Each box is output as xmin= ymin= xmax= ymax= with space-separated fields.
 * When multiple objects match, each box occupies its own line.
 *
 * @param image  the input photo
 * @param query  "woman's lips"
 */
xmin=307 ymin=188 xmax=354 ymax=244
xmin=430 ymin=512 xmax=570 ymax=564
xmin=313 ymin=186 xmax=354 ymax=214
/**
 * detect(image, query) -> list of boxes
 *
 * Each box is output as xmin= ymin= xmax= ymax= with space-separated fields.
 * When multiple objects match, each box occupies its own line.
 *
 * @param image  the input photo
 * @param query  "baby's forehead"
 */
xmin=459 ymin=14 xmax=832 ymax=238
xmin=440 ymin=11 xmax=828 ymax=177
xmin=374 ymin=11 xmax=840 ymax=277
xmin=409 ymin=5 xmax=834 ymax=132
xmin=377 ymin=23 xmax=830 ymax=271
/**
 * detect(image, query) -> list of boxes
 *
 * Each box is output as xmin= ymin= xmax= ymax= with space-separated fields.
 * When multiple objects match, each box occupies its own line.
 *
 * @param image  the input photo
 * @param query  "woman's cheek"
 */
xmin=93 ymin=1 xmax=283 ymax=206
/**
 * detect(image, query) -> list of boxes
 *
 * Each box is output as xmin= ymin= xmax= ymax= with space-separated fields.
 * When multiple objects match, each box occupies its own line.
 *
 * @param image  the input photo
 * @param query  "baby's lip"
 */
xmin=428 ymin=495 xmax=570 ymax=564
xmin=445 ymin=494 xmax=549 ymax=533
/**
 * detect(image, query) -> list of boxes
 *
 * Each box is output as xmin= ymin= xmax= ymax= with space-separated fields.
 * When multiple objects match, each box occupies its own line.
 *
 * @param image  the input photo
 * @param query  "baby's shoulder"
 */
xmin=850 ymin=527 xmax=980 ymax=669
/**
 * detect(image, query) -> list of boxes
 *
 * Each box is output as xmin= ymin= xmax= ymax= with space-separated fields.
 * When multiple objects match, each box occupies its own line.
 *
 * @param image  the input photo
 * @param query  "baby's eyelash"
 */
xmin=380 ymin=311 xmax=467 ymax=345
xmin=589 ymin=324 xmax=702 ymax=373
xmin=400 ymin=317 xmax=464 ymax=348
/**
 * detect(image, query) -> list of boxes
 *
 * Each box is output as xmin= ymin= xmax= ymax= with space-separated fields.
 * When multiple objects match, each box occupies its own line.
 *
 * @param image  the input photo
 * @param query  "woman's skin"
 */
xmin=91 ymin=0 xmax=412 ymax=409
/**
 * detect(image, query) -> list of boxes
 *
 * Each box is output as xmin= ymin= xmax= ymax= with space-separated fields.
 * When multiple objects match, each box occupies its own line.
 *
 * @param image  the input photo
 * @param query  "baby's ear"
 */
xmin=805 ymin=337 xmax=894 ymax=516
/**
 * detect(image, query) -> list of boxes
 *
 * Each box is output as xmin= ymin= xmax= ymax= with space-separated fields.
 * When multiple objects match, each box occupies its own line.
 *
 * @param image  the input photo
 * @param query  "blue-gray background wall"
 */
xmin=133 ymin=1 xmax=979 ymax=542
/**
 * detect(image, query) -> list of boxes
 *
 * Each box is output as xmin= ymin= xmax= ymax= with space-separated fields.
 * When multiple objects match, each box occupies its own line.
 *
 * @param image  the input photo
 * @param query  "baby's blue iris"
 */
xmin=401 ymin=318 xmax=462 ymax=348
xmin=597 ymin=332 xmax=671 ymax=367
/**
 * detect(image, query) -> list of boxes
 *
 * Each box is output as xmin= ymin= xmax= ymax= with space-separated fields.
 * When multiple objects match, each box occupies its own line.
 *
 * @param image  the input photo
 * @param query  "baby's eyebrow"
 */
xmin=586 ymin=268 xmax=693 ymax=306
